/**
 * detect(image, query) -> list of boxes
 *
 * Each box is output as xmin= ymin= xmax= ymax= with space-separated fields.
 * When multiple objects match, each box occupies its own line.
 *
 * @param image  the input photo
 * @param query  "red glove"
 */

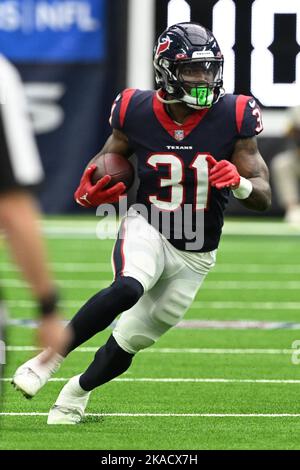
xmin=74 ymin=164 xmax=126 ymax=208
xmin=206 ymin=155 xmax=241 ymax=190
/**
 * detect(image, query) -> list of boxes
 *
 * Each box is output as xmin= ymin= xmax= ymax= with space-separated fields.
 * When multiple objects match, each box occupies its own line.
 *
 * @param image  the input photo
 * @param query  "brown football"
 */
xmin=91 ymin=153 xmax=134 ymax=189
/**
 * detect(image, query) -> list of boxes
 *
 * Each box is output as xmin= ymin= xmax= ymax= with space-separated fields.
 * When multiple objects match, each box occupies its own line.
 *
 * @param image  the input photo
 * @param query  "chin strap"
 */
xmin=156 ymin=90 xmax=181 ymax=105
xmin=156 ymin=89 xmax=208 ymax=109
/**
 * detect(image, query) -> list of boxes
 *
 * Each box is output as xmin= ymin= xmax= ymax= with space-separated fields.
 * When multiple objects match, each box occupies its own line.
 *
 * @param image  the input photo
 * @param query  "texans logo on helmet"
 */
xmin=156 ymin=36 xmax=171 ymax=57
xmin=175 ymin=53 xmax=187 ymax=60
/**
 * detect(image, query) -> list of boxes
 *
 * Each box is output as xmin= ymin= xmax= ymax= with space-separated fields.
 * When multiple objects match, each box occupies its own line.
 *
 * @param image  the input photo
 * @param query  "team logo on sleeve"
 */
xmin=174 ymin=129 xmax=185 ymax=141
xmin=155 ymin=36 xmax=171 ymax=57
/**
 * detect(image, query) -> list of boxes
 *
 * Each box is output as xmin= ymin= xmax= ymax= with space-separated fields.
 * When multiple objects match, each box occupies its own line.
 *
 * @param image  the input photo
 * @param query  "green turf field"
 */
xmin=1 ymin=217 xmax=300 ymax=450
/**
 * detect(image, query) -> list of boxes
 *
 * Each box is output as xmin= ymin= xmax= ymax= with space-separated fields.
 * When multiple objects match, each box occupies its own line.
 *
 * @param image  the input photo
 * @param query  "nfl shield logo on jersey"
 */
xmin=174 ymin=129 xmax=185 ymax=141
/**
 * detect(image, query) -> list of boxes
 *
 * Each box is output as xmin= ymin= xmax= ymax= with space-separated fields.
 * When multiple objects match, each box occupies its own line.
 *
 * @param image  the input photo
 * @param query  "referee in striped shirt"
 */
xmin=0 ymin=55 xmax=70 ymax=389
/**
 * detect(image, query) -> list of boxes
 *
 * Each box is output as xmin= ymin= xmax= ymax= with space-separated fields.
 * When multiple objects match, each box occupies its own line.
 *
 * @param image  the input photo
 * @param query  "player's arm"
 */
xmin=207 ymin=137 xmax=271 ymax=211
xmin=75 ymin=88 xmax=136 ymax=207
xmin=74 ymin=129 xmax=133 ymax=208
xmin=230 ymin=136 xmax=271 ymax=211
xmin=88 ymin=129 xmax=133 ymax=167
xmin=0 ymin=190 xmax=72 ymax=361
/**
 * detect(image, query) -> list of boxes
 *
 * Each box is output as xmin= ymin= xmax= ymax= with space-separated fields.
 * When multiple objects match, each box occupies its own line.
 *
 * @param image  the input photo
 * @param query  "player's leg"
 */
xmin=47 ymin=334 xmax=132 ymax=424
xmin=63 ymin=211 xmax=165 ymax=354
xmin=112 ymin=265 xmax=205 ymax=355
xmin=80 ymin=247 xmax=216 ymax=392
xmin=11 ymin=277 xmax=141 ymax=399
xmin=13 ymin=212 xmax=165 ymax=398
xmin=64 ymin=276 xmax=143 ymax=354
xmin=81 ymin=269 xmax=203 ymax=388
xmin=47 ymin=256 xmax=210 ymax=424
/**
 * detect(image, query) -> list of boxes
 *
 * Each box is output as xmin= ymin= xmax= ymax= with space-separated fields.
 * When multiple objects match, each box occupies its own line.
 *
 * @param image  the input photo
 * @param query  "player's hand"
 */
xmin=37 ymin=313 xmax=72 ymax=363
xmin=74 ymin=164 xmax=126 ymax=207
xmin=206 ymin=155 xmax=241 ymax=190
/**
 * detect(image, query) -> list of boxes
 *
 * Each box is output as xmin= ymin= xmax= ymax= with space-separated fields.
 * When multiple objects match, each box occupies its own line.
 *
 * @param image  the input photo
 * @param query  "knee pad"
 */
xmin=113 ymin=316 xmax=157 ymax=354
xmin=112 ymin=288 xmax=195 ymax=354
xmin=113 ymin=279 xmax=199 ymax=354
xmin=151 ymin=281 xmax=197 ymax=327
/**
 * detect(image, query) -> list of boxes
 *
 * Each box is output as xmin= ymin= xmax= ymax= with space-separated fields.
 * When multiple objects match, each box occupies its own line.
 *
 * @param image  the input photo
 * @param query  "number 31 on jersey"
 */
xmin=147 ymin=153 xmax=210 ymax=211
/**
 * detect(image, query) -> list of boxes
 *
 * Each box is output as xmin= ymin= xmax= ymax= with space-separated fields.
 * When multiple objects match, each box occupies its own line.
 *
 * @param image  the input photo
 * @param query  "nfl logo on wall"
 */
xmin=174 ymin=129 xmax=185 ymax=141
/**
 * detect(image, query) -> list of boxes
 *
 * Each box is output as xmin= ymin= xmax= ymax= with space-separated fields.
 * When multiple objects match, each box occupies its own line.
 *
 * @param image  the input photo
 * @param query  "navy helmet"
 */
xmin=153 ymin=22 xmax=224 ymax=109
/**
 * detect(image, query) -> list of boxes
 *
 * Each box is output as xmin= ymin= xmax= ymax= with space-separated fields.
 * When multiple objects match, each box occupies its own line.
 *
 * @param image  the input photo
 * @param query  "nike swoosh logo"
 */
xmin=249 ymin=99 xmax=256 ymax=108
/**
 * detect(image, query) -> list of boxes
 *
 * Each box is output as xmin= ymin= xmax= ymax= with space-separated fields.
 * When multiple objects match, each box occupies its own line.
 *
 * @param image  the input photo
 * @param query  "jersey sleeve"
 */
xmin=235 ymin=95 xmax=263 ymax=137
xmin=109 ymin=88 xmax=137 ymax=131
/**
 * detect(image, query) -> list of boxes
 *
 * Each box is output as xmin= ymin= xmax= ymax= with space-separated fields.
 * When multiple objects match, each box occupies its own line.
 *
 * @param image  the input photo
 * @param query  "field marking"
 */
xmin=1 ymin=262 xmax=112 ymax=273
xmin=215 ymin=264 xmax=300 ymax=274
xmin=2 ymin=262 xmax=300 ymax=274
xmin=6 ymin=299 xmax=300 ymax=311
xmin=40 ymin=218 xmax=300 ymax=231
xmin=2 ymin=412 xmax=300 ymax=418
xmin=31 ymin=221 xmax=300 ymax=238
xmin=4 ymin=346 xmax=296 ymax=354
xmin=3 ymin=279 xmax=300 ymax=290
xmin=177 ymin=320 xmax=300 ymax=329
xmin=1 ymin=279 xmax=110 ymax=289
xmin=191 ymin=301 xmax=300 ymax=310
xmin=41 ymin=220 xmax=300 ymax=237
xmin=7 ymin=318 xmax=300 ymax=330
xmin=3 ymin=377 xmax=300 ymax=384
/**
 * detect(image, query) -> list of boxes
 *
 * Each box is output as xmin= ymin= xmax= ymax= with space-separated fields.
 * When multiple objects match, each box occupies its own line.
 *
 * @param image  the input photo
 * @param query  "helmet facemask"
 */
xmin=155 ymin=57 xmax=224 ymax=109
xmin=176 ymin=60 xmax=223 ymax=108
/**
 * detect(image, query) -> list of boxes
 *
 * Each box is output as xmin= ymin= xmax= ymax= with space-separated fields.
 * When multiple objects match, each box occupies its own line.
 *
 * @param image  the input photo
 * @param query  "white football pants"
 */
xmin=111 ymin=209 xmax=216 ymax=354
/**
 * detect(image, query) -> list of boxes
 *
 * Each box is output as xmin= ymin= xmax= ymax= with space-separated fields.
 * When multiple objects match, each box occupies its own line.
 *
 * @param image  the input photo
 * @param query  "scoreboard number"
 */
xmin=166 ymin=0 xmax=300 ymax=107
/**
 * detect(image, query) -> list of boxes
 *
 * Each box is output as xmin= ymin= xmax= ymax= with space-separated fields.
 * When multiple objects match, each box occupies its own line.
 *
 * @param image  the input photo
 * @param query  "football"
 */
xmin=91 ymin=153 xmax=134 ymax=190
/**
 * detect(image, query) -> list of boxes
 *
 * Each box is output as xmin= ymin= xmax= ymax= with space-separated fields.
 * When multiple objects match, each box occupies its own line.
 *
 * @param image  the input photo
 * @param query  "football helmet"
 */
xmin=153 ymin=22 xmax=224 ymax=109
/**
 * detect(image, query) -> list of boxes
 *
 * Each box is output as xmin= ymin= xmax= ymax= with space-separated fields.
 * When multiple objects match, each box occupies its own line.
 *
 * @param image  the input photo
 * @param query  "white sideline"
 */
xmin=3 ymin=377 xmax=300 ymax=384
xmin=1 ymin=412 xmax=300 ymax=418
xmin=4 ymin=346 xmax=295 ymax=354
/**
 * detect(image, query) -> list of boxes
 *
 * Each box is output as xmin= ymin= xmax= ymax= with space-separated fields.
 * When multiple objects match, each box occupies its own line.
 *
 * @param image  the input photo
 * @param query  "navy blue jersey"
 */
xmin=110 ymin=89 xmax=263 ymax=252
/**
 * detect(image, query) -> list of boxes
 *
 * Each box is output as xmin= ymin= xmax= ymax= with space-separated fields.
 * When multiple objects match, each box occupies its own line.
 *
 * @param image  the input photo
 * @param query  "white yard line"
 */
xmin=2 ymin=219 xmax=298 ymax=239
xmin=2 ymin=262 xmax=300 ymax=274
xmin=2 ymin=377 xmax=300 ymax=384
xmin=3 ymin=279 xmax=300 ymax=289
xmin=7 ymin=319 xmax=300 ymax=330
xmin=4 ymin=346 xmax=296 ymax=354
xmin=5 ymin=300 xmax=300 ymax=310
xmin=214 ymin=264 xmax=300 ymax=274
xmin=39 ymin=220 xmax=300 ymax=237
xmin=1 ymin=412 xmax=300 ymax=418
xmin=1 ymin=279 xmax=110 ymax=289
xmin=1 ymin=263 xmax=112 ymax=273
xmin=191 ymin=301 xmax=300 ymax=310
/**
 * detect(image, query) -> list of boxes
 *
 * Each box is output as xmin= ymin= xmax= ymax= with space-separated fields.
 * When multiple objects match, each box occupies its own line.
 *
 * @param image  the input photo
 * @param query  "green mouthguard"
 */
xmin=190 ymin=87 xmax=214 ymax=107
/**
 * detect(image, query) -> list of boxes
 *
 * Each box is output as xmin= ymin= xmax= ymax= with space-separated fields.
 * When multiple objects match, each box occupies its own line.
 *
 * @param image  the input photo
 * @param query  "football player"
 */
xmin=12 ymin=23 xmax=271 ymax=423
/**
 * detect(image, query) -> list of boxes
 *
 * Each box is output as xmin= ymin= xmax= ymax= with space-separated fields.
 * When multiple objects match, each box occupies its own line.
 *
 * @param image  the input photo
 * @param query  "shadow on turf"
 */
xmin=81 ymin=414 xmax=106 ymax=424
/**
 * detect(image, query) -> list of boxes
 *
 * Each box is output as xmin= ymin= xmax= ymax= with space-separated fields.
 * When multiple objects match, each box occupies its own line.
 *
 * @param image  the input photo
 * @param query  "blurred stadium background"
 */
xmin=1 ymin=0 xmax=300 ymax=450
